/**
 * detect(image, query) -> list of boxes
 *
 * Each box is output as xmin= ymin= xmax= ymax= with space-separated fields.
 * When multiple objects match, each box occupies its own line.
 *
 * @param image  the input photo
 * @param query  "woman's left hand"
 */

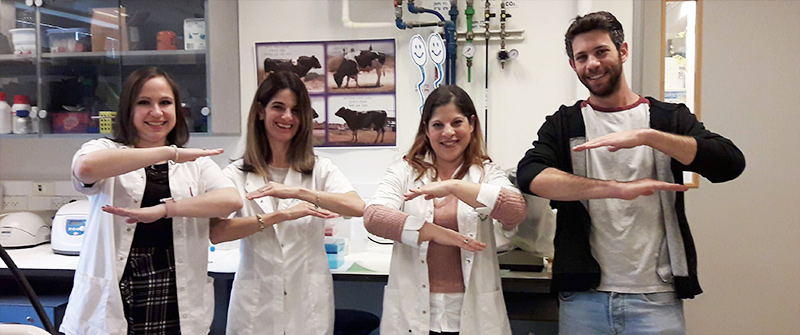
xmin=102 ymin=204 xmax=165 ymax=224
xmin=246 ymin=181 xmax=298 ymax=200
xmin=404 ymin=180 xmax=456 ymax=201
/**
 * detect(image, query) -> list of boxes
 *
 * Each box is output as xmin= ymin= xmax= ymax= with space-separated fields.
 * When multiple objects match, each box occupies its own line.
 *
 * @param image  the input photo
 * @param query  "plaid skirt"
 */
xmin=119 ymin=247 xmax=181 ymax=335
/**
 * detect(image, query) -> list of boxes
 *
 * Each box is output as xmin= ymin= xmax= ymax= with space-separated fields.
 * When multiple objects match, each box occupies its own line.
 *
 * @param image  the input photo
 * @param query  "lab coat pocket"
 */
xmin=305 ymin=273 xmax=334 ymax=332
xmin=475 ymin=289 xmax=509 ymax=333
xmin=67 ymin=272 xmax=111 ymax=331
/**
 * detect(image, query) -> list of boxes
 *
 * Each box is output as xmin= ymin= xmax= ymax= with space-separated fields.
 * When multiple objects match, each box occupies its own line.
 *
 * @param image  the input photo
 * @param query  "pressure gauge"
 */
xmin=462 ymin=43 xmax=476 ymax=58
xmin=508 ymin=49 xmax=520 ymax=59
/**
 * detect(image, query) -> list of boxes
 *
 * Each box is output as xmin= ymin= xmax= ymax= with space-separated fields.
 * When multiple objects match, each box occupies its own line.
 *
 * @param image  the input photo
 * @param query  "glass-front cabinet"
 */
xmin=0 ymin=0 xmax=239 ymax=136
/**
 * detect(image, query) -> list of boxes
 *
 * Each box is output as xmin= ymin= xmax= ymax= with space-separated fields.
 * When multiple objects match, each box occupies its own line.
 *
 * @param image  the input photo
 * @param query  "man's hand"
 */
xmin=246 ymin=182 xmax=298 ymax=200
xmin=572 ymin=129 xmax=649 ymax=152
xmin=615 ymin=178 xmax=688 ymax=200
xmin=102 ymin=204 xmax=166 ymax=224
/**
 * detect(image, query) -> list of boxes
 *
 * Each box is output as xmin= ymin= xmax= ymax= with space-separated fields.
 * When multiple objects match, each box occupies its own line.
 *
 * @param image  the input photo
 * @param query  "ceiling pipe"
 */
xmin=341 ymin=0 xmax=394 ymax=29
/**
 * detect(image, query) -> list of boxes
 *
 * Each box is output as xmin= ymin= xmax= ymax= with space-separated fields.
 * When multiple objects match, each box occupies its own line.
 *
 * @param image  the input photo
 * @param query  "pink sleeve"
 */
xmin=490 ymin=188 xmax=527 ymax=228
xmin=363 ymin=204 xmax=409 ymax=242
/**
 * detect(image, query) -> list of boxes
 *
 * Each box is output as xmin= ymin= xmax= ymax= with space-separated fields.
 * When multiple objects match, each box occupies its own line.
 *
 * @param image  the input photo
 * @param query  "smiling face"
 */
xmin=427 ymin=33 xmax=445 ymax=64
xmin=410 ymin=35 xmax=427 ymax=66
xmin=569 ymin=29 xmax=626 ymax=98
xmin=426 ymin=102 xmax=474 ymax=167
xmin=132 ymin=76 xmax=177 ymax=148
xmin=262 ymin=88 xmax=300 ymax=148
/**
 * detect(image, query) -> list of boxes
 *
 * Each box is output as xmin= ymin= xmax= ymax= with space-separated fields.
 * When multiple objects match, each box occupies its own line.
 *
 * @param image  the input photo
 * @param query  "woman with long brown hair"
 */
xmin=364 ymin=85 xmax=526 ymax=335
xmin=210 ymin=71 xmax=364 ymax=335
xmin=61 ymin=67 xmax=242 ymax=335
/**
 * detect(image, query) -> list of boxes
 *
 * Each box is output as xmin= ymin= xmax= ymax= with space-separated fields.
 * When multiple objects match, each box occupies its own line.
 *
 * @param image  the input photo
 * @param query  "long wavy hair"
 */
xmin=113 ymin=67 xmax=188 ymax=147
xmin=405 ymin=85 xmax=490 ymax=181
xmin=240 ymin=72 xmax=315 ymax=176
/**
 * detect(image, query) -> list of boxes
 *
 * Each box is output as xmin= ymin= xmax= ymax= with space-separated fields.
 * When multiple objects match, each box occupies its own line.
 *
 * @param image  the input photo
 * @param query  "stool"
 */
xmin=334 ymin=309 xmax=380 ymax=335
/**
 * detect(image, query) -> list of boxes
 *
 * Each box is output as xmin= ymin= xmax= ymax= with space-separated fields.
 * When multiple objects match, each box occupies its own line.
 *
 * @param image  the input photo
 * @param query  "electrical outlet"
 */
xmin=32 ymin=181 xmax=56 ymax=196
xmin=2 ymin=195 xmax=28 ymax=211
xmin=51 ymin=196 xmax=86 ymax=210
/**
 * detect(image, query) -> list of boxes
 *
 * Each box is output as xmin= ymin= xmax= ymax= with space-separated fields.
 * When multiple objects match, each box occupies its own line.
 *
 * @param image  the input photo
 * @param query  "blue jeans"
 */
xmin=558 ymin=291 xmax=685 ymax=335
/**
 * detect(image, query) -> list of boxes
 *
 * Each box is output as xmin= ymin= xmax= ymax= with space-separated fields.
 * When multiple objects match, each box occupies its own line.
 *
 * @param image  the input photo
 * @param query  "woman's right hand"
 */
xmin=174 ymin=147 xmax=224 ymax=163
xmin=419 ymin=223 xmax=486 ymax=252
xmin=281 ymin=202 xmax=339 ymax=221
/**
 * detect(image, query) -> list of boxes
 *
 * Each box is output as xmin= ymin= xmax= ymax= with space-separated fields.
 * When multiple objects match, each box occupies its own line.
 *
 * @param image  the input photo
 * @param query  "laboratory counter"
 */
xmin=1 ymin=243 xmax=556 ymax=333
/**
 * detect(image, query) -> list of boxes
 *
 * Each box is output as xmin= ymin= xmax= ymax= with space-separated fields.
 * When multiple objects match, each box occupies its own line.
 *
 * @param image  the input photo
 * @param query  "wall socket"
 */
xmin=32 ymin=181 xmax=56 ymax=196
xmin=28 ymin=195 xmax=86 ymax=211
xmin=2 ymin=195 xmax=28 ymax=211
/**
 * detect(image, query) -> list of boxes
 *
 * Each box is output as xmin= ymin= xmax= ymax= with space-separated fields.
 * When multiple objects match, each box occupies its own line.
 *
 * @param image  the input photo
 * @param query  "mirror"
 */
xmin=662 ymin=0 xmax=702 ymax=187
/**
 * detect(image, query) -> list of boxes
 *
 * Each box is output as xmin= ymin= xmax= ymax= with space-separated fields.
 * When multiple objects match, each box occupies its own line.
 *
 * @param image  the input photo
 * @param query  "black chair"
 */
xmin=334 ymin=309 xmax=380 ymax=335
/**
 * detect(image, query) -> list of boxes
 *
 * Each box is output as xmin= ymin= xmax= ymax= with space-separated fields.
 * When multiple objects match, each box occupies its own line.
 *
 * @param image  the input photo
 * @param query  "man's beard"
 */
xmin=579 ymin=60 xmax=622 ymax=97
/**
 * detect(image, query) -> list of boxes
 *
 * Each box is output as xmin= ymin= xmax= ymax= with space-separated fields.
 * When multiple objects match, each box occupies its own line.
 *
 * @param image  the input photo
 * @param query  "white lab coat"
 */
xmin=368 ymin=159 xmax=516 ymax=335
xmin=60 ymin=138 xmax=235 ymax=335
xmin=223 ymin=157 xmax=355 ymax=335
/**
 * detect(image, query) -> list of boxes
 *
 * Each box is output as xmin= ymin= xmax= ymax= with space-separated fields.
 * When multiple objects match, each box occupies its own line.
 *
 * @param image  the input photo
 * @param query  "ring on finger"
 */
xmin=464 ymin=238 xmax=469 ymax=244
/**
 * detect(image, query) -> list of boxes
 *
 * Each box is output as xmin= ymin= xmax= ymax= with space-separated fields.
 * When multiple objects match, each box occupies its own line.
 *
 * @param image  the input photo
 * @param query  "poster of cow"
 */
xmin=325 ymin=40 xmax=396 ymax=93
xmin=326 ymin=94 xmax=396 ymax=147
xmin=255 ymin=39 xmax=396 ymax=148
xmin=255 ymin=42 xmax=326 ymax=93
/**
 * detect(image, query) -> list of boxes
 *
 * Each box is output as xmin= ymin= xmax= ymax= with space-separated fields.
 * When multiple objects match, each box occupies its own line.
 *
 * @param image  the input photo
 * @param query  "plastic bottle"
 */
xmin=0 ymin=92 xmax=11 ymax=134
xmin=11 ymin=95 xmax=32 ymax=134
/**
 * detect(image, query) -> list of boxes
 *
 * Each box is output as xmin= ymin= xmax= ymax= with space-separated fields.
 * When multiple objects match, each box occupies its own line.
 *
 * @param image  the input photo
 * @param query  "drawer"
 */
xmin=0 ymin=294 xmax=67 ymax=330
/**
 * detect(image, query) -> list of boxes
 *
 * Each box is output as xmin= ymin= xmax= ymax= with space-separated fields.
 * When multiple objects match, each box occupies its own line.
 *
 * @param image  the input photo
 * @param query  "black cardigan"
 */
xmin=516 ymin=97 xmax=745 ymax=299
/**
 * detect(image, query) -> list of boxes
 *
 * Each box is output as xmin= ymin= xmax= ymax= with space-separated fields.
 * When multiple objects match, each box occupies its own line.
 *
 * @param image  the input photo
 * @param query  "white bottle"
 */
xmin=0 ymin=92 xmax=11 ymax=134
xmin=11 ymin=95 xmax=32 ymax=134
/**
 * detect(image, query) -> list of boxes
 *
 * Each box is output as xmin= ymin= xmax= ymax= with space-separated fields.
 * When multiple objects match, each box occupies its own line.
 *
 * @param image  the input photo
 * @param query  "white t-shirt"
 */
xmin=581 ymin=100 xmax=674 ymax=293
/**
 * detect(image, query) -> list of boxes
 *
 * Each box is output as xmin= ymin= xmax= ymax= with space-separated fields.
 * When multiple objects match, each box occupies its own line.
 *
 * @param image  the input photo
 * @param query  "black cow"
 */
xmin=334 ymin=107 xmax=387 ymax=143
xmin=328 ymin=48 xmax=387 ymax=88
xmin=263 ymin=55 xmax=321 ymax=78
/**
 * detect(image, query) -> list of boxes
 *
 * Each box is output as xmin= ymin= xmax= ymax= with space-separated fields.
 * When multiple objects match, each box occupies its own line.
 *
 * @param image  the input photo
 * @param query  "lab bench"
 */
xmin=1 ymin=243 xmax=556 ymax=334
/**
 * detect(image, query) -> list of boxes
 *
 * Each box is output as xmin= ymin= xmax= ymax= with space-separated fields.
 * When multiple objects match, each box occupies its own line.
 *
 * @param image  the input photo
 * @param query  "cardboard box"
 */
xmin=91 ymin=8 xmax=128 ymax=52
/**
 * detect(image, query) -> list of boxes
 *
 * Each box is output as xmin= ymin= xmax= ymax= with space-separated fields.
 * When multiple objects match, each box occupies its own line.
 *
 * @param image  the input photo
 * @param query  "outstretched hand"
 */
xmin=616 ymin=178 xmax=688 ymax=200
xmin=246 ymin=182 xmax=298 ymax=200
xmin=175 ymin=147 xmax=224 ymax=163
xmin=102 ymin=204 xmax=165 ymax=224
xmin=282 ymin=202 xmax=339 ymax=221
xmin=404 ymin=180 xmax=454 ymax=201
xmin=420 ymin=223 xmax=486 ymax=252
xmin=572 ymin=129 xmax=648 ymax=153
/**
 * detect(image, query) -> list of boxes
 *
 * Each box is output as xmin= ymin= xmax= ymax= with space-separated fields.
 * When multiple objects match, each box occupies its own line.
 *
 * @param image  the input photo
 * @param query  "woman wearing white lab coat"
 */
xmin=210 ymin=71 xmax=364 ymax=335
xmin=61 ymin=68 xmax=241 ymax=335
xmin=364 ymin=85 xmax=526 ymax=335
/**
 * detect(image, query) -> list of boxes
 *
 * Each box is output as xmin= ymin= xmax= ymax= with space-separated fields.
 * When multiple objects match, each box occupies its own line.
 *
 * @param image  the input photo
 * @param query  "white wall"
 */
xmin=236 ymin=0 xmax=633 ymax=198
xmin=682 ymin=1 xmax=800 ymax=334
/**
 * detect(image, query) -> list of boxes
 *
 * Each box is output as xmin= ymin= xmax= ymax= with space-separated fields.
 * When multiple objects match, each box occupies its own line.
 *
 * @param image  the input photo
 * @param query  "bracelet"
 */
xmin=256 ymin=213 xmax=265 ymax=231
xmin=160 ymin=197 xmax=175 ymax=218
xmin=170 ymin=144 xmax=179 ymax=162
xmin=314 ymin=190 xmax=320 ymax=209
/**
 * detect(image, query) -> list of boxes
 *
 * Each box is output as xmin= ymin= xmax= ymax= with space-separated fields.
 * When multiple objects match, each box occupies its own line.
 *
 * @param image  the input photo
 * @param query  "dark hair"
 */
xmin=112 ymin=67 xmax=188 ymax=147
xmin=564 ymin=11 xmax=625 ymax=60
xmin=241 ymin=71 xmax=315 ymax=176
xmin=405 ymin=85 xmax=490 ymax=181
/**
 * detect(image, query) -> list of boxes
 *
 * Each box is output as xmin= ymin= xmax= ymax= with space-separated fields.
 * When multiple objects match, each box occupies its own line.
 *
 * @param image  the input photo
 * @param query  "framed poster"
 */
xmin=255 ymin=38 xmax=396 ymax=148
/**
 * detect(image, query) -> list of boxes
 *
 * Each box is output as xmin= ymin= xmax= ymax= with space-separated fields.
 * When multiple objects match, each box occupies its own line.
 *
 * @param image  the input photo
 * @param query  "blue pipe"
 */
xmin=408 ymin=2 xmax=445 ymax=22
xmin=446 ymin=2 xmax=458 ymax=85
xmin=395 ymin=18 xmax=408 ymax=29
